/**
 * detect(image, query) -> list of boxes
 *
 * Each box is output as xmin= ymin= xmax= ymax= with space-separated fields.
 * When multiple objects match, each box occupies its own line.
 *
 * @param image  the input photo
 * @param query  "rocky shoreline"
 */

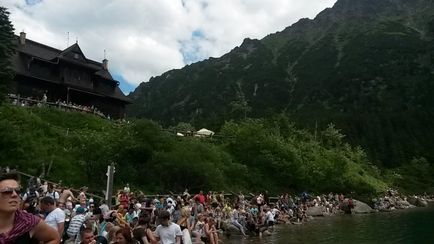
xmin=308 ymin=193 xmax=433 ymax=217
xmin=222 ymin=191 xmax=434 ymax=238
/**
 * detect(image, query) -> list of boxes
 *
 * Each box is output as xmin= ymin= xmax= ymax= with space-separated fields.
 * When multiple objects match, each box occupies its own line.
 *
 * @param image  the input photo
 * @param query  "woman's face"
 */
xmin=115 ymin=233 xmax=127 ymax=244
xmin=0 ymin=179 xmax=21 ymax=213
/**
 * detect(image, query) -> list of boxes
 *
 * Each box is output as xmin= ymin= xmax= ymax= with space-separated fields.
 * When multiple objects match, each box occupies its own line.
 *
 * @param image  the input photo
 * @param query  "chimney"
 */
xmin=20 ymin=31 xmax=26 ymax=45
xmin=102 ymin=59 xmax=108 ymax=70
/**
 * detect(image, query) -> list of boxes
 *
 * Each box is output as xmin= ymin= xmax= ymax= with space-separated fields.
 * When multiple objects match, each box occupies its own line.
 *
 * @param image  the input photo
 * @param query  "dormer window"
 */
xmin=74 ymin=53 xmax=79 ymax=59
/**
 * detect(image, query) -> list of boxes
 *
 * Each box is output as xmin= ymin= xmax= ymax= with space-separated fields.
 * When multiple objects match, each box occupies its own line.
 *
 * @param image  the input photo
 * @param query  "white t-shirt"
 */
xmin=46 ymin=191 xmax=60 ymax=201
xmin=22 ymin=191 xmax=39 ymax=201
xmin=154 ymin=222 xmax=183 ymax=244
xmin=133 ymin=209 xmax=141 ymax=219
xmin=265 ymin=211 xmax=275 ymax=222
xmin=45 ymin=208 xmax=65 ymax=231
xmin=271 ymin=208 xmax=279 ymax=216
xmin=41 ymin=184 xmax=48 ymax=194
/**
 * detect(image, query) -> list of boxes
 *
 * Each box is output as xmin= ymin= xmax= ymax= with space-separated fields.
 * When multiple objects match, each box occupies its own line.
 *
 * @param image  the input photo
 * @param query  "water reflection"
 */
xmin=222 ymin=205 xmax=434 ymax=243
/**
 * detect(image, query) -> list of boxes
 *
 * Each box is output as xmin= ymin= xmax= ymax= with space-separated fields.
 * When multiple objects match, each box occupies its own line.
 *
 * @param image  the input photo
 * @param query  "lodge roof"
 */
xmin=13 ymin=35 xmax=131 ymax=103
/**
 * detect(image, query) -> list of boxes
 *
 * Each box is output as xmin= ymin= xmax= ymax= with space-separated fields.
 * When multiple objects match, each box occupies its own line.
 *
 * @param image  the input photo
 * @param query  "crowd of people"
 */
xmin=8 ymin=93 xmax=109 ymax=120
xmin=1 ymin=168 xmax=433 ymax=244
xmin=54 ymin=100 xmax=107 ymax=119
xmin=0 ymin=169 xmax=361 ymax=244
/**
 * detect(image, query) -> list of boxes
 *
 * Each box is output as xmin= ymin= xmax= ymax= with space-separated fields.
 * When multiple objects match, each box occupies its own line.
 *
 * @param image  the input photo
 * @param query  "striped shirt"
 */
xmin=66 ymin=214 xmax=86 ymax=237
xmin=0 ymin=210 xmax=40 ymax=244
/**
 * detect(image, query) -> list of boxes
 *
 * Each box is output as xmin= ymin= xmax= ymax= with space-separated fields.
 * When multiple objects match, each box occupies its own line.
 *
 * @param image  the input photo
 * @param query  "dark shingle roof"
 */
xmin=95 ymin=69 xmax=114 ymax=80
xmin=14 ymin=35 xmax=131 ymax=103
xmin=16 ymin=38 xmax=60 ymax=60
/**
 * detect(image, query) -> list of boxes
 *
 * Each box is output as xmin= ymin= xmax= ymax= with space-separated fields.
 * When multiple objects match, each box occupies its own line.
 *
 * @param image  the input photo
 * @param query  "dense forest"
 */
xmin=0 ymin=105 xmax=433 ymax=196
xmin=0 ymin=105 xmax=385 ymax=195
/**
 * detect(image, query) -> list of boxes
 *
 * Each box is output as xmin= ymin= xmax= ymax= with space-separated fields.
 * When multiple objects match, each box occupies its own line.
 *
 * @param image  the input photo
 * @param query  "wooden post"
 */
xmin=105 ymin=163 xmax=115 ymax=209
xmin=66 ymin=87 xmax=70 ymax=104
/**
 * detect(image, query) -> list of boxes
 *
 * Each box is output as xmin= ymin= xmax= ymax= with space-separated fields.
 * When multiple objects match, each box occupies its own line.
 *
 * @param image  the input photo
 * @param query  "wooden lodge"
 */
xmin=9 ymin=32 xmax=131 ymax=119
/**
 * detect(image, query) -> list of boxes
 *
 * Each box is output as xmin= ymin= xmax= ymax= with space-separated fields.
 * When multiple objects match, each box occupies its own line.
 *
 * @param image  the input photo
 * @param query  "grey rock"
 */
xmin=408 ymin=197 xmax=428 ymax=207
xmin=353 ymin=200 xmax=374 ymax=214
xmin=417 ymin=199 xmax=428 ymax=207
xmin=306 ymin=206 xmax=325 ymax=216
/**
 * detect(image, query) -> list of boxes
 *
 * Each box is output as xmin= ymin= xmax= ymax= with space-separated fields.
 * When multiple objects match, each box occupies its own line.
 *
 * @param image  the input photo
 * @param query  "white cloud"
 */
xmin=3 ymin=0 xmax=337 ymax=89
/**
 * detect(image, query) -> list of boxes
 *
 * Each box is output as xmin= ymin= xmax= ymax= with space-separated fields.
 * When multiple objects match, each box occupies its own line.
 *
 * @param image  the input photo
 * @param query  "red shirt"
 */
xmin=196 ymin=194 xmax=205 ymax=204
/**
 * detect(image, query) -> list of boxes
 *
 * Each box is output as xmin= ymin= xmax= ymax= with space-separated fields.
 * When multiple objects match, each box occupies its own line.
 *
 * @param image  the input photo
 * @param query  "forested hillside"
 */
xmin=0 ymin=105 xmax=404 ymax=195
xmin=128 ymin=0 xmax=434 ymax=169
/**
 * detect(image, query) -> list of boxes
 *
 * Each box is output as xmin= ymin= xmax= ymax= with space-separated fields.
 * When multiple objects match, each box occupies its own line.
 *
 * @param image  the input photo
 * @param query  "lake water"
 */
xmin=223 ymin=204 xmax=434 ymax=243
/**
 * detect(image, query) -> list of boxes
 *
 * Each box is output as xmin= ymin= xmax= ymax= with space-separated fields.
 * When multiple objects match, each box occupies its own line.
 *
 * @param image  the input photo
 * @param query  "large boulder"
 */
xmin=222 ymin=221 xmax=244 ymax=236
xmin=408 ymin=197 xmax=417 ymax=205
xmin=353 ymin=200 xmax=374 ymax=214
xmin=396 ymin=200 xmax=415 ymax=209
xmin=408 ymin=197 xmax=428 ymax=207
xmin=416 ymin=198 xmax=428 ymax=207
xmin=306 ymin=206 xmax=325 ymax=216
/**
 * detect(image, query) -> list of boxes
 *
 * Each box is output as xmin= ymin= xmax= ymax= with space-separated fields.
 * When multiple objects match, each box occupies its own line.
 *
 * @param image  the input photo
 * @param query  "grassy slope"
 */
xmin=0 ymin=105 xmax=395 ymax=196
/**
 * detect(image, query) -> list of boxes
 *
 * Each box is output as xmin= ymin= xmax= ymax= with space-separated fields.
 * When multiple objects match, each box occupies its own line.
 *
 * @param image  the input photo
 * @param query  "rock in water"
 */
xmin=226 ymin=224 xmax=243 ymax=235
xmin=306 ymin=206 xmax=325 ymax=216
xmin=417 ymin=198 xmax=428 ymax=207
xmin=396 ymin=200 xmax=414 ymax=209
xmin=408 ymin=197 xmax=428 ymax=207
xmin=353 ymin=200 xmax=374 ymax=214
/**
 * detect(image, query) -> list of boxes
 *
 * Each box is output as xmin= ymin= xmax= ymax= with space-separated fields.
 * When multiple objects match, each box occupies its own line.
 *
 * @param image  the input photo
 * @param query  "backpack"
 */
xmin=27 ymin=190 xmax=38 ymax=207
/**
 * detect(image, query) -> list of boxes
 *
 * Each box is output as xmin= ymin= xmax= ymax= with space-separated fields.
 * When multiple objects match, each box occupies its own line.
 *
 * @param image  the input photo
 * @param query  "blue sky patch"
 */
xmin=192 ymin=30 xmax=205 ymax=38
xmin=25 ymin=0 xmax=42 ymax=6
xmin=180 ymin=29 xmax=207 ymax=64
xmin=113 ymin=73 xmax=136 ymax=95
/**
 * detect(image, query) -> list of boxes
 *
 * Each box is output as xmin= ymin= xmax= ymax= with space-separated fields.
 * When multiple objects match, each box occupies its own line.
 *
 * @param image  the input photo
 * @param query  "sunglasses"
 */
xmin=0 ymin=187 xmax=22 ymax=196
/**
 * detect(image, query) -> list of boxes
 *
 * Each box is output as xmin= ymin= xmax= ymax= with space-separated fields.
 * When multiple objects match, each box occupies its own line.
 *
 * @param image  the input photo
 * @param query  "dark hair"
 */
xmin=115 ymin=227 xmax=134 ymax=244
xmin=138 ymin=216 xmax=151 ymax=226
xmin=40 ymin=196 xmax=55 ymax=205
xmin=158 ymin=210 xmax=171 ymax=220
xmin=132 ymin=228 xmax=147 ymax=244
xmin=80 ymin=227 xmax=93 ymax=236
xmin=93 ymin=204 xmax=102 ymax=215
xmin=95 ymin=236 xmax=108 ymax=244
xmin=81 ymin=227 xmax=94 ymax=237
xmin=0 ymin=171 xmax=20 ymax=183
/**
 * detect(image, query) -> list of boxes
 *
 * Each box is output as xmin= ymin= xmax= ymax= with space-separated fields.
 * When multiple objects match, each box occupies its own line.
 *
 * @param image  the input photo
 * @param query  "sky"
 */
xmin=3 ymin=0 xmax=337 ymax=94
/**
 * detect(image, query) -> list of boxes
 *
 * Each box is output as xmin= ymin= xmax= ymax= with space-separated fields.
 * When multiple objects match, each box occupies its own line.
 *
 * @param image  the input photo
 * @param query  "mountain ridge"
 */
xmin=128 ymin=0 xmax=434 ymax=167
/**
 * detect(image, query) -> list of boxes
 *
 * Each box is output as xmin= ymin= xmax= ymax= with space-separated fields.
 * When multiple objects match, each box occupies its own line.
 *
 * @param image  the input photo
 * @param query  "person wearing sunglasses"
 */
xmin=0 ymin=171 xmax=60 ymax=243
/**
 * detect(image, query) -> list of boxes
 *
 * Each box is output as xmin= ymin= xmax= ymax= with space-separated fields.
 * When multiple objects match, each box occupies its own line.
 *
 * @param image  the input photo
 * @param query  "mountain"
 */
xmin=128 ymin=0 xmax=434 ymax=167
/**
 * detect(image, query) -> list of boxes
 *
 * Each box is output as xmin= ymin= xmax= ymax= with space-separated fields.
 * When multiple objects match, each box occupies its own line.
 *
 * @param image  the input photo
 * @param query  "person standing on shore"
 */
xmin=79 ymin=187 xmax=88 ymax=206
xmin=45 ymin=184 xmax=60 ymax=202
xmin=154 ymin=211 xmax=183 ymax=244
xmin=0 ymin=171 xmax=60 ymax=243
xmin=231 ymin=205 xmax=247 ymax=236
xmin=59 ymin=186 xmax=76 ymax=207
xmin=40 ymin=196 xmax=66 ymax=237
xmin=265 ymin=207 xmax=275 ymax=230
xmin=194 ymin=191 xmax=206 ymax=205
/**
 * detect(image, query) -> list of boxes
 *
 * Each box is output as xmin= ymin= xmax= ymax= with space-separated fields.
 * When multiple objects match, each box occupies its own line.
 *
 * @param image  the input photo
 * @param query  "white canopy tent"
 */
xmin=196 ymin=128 xmax=215 ymax=137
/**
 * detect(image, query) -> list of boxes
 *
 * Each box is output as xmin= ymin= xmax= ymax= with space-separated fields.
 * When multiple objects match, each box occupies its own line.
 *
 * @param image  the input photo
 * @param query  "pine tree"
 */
xmin=0 ymin=7 xmax=15 ymax=104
